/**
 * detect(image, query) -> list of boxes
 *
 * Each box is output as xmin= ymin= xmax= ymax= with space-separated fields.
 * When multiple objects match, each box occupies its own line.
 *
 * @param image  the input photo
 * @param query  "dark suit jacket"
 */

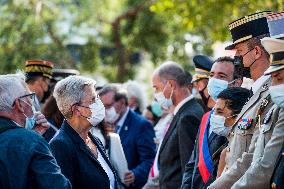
xmin=0 ymin=117 xmax=70 ymax=189
xmin=271 ymin=141 xmax=284 ymax=189
xmin=118 ymin=109 xmax=156 ymax=189
xmin=49 ymin=121 xmax=118 ymax=189
xmin=158 ymin=98 xmax=204 ymax=189
xmin=180 ymin=119 xmax=228 ymax=189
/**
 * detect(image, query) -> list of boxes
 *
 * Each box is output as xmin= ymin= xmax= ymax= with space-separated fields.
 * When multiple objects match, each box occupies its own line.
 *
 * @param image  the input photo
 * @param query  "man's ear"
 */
xmin=71 ymin=104 xmax=80 ymax=117
xmin=254 ymin=45 xmax=262 ymax=60
xmin=168 ymin=80 xmax=177 ymax=90
xmin=13 ymin=99 xmax=24 ymax=113
xmin=234 ymin=78 xmax=243 ymax=87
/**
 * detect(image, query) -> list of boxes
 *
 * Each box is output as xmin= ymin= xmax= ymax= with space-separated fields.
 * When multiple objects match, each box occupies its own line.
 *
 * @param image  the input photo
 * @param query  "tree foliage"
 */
xmin=0 ymin=0 xmax=283 ymax=81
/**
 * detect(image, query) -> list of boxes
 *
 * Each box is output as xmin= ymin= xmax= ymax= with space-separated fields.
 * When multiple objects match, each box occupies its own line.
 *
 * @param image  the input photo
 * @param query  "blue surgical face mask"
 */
xmin=208 ymin=78 xmax=236 ymax=101
xmin=20 ymin=99 xmax=36 ymax=130
xmin=269 ymin=84 xmax=284 ymax=108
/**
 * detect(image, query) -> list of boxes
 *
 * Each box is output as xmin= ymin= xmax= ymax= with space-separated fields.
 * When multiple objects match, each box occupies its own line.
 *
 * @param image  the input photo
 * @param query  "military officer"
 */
xmin=208 ymin=11 xmax=274 ymax=188
xmin=192 ymin=55 xmax=214 ymax=110
xmin=267 ymin=11 xmax=284 ymax=189
xmin=226 ymin=13 xmax=284 ymax=188
xmin=25 ymin=59 xmax=54 ymax=108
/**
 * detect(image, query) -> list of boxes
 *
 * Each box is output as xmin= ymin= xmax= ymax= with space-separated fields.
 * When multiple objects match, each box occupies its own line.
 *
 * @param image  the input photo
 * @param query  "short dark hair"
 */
xmin=213 ymin=56 xmax=241 ymax=80
xmin=184 ymin=71 xmax=193 ymax=86
xmin=114 ymin=88 xmax=128 ymax=105
xmin=97 ymin=84 xmax=117 ymax=97
xmin=157 ymin=61 xmax=188 ymax=87
xmin=25 ymin=75 xmax=43 ymax=84
xmin=217 ymin=87 xmax=251 ymax=115
xmin=247 ymin=34 xmax=270 ymax=59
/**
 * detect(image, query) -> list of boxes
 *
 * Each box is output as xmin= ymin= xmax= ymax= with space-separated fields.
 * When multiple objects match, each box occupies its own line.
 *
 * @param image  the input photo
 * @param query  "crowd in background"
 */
xmin=1 ymin=10 xmax=284 ymax=189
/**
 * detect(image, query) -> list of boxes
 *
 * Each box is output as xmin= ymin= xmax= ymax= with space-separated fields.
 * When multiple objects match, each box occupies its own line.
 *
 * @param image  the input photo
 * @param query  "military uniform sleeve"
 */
xmin=231 ymin=108 xmax=284 ymax=189
xmin=208 ymin=151 xmax=253 ymax=189
xmin=208 ymin=124 xmax=257 ymax=189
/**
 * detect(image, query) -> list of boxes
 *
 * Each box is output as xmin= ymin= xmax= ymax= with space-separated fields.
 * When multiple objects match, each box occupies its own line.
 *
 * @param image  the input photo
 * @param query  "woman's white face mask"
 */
xmin=87 ymin=99 xmax=106 ymax=127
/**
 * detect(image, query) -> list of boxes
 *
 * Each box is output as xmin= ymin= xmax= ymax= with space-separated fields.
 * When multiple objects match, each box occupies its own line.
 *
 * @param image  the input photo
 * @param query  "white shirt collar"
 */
xmin=251 ymin=75 xmax=270 ymax=94
xmin=174 ymin=95 xmax=194 ymax=115
xmin=116 ymin=107 xmax=130 ymax=126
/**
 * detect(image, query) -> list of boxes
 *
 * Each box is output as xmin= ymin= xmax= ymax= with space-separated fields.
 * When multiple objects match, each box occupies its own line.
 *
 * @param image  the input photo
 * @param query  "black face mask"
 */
xmin=199 ymin=86 xmax=210 ymax=108
xmin=234 ymin=53 xmax=256 ymax=79
xmin=234 ymin=52 xmax=256 ymax=79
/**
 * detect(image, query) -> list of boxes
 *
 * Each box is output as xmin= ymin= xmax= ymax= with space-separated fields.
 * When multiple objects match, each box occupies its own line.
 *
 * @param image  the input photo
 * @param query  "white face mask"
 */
xmin=154 ymin=83 xmax=173 ymax=109
xmin=87 ymin=99 xmax=106 ymax=127
xmin=105 ymin=106 xmax=119 ymax=124
xmin=210 ymin=114 xmax=234 ymax=137
xmin=269 ymin=84 xmax=284 ymax=108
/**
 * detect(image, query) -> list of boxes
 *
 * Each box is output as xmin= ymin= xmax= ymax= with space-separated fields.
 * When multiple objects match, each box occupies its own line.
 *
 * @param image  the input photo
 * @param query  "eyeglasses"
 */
xmin=13 ymin=92 xmax=36 ymax=106
xmin=74 ymin=94 xmax=100 ymax=109
xmin=18 ymin=93 xmax=36 ymax=100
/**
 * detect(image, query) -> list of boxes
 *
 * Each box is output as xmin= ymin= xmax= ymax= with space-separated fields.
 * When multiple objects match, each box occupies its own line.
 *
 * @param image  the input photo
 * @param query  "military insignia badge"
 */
xmin=237 ymin=118 xmax=253 ymax=130
xmin=262 ymin=83 xmax=269 ymax=90
xmin=263 ymin=109 xmax=274 ymax=124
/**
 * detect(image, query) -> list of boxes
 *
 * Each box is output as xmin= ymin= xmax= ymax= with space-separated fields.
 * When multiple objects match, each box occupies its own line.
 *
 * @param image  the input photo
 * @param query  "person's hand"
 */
xmin=33 ymin=112 xmax=50 ymax=135
xmin=124 ymin=171 xmax=135 ymax=186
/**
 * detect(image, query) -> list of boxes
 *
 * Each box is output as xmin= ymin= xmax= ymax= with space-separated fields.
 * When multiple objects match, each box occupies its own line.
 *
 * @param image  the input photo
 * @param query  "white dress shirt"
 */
xmin=251 ymin=75 xmax=270 ymax=94
xmin=116 ymin=107 xmax=130 ymax=134
xmin=173 ymin=94 xmax=194 ymax=115
xmin=97 ymin=150 xmax=115 ymax=189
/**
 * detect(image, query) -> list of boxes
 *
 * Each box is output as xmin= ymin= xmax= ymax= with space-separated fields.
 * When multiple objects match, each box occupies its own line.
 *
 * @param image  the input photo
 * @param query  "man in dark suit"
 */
xmin=151 ymin=61 xmax=204 ymax=189
xmin=111 ymin=87 xmax=156 ymax=189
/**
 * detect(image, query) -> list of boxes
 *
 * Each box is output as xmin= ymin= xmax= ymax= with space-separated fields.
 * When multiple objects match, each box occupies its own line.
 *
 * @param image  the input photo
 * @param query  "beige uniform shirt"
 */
xmin=209 ymin=76 xmax=272 ymax=189
xmin=230 ymin=105 xmax=284 ymax=188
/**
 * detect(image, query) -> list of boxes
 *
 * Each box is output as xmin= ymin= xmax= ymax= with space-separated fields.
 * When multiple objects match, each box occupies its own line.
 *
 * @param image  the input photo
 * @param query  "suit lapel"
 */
xmin=89 ymin=134 xmax=116 ymax=173
xmin=208 ymin=132 xmax=217 ymax=144
xmin=79 ymin=143 xmax=101 ymax=165
xmin=159 ymin=99 xmax=194 ymax=154
xmin=119 ymin=110 xmax=131 ymax=139
xmin=233 ymin=77 xmax=271 ymax=126
xmin=159 ymin=113 xmax=179 ymax=154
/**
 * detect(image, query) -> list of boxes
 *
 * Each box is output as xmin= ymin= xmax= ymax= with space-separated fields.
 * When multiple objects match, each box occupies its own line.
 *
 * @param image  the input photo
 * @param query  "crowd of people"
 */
xmin=0 ymin=10 xmax=284 ymax=189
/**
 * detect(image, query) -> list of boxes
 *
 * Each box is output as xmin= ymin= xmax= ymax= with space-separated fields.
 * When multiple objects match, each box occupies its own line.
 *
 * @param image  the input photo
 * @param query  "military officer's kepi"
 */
xmin=25 ymin=60 xmax=54 ymax=79
xmin=262 ymin=11 xmax=284 ymax=75
xmin=192 ymin=55 xmax=213 ymax=82
xmin=226 ymin=11 xmax=271 ymax=50
xmin=267 ymin=11 xmax=284 ymax=39
xmin=261 ymin=38 xmax=284 ymax=75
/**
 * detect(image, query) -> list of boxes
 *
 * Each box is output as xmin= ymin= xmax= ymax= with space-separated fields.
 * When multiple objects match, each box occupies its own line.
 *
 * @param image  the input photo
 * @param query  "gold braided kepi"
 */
xmin=25 ymin=60 xmax=54 ymax=79
xmin=226 ymin=11 xmax=271 ymax=50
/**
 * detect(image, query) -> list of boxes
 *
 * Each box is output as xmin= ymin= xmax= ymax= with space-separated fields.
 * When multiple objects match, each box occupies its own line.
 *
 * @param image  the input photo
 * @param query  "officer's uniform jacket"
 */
xmin=230 ymin=105 xmax=284 ymax=188
xmin=271 ymin=140 xmax=284 ymax=189
xmin=209 ymin=76 xmax=272 ymax=188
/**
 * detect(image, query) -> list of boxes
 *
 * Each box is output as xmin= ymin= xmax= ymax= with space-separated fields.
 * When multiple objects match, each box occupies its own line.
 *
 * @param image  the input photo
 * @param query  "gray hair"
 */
xmin=123 ymin=80 xmax=147 ymax=111
xmin=53 ymin=75 xmax=96 ymax=118
xmin=155 ymin=61 xmax=187 ymax=87
xmin=0 ymin=72 xmax=28 ymax=112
